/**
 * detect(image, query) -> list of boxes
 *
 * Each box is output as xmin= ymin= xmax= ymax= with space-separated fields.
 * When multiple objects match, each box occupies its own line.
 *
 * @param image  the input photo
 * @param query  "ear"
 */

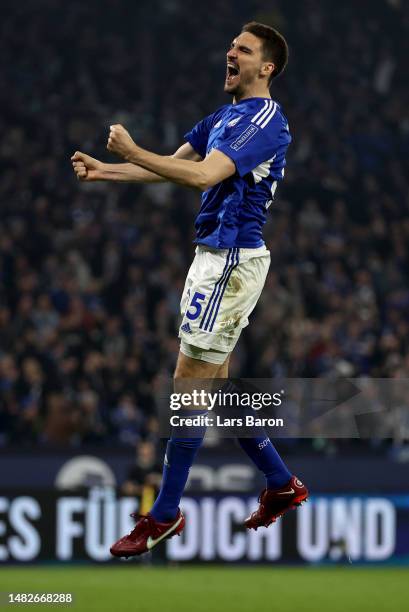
xmin=262 ymin=62 xmax=275 ymax=79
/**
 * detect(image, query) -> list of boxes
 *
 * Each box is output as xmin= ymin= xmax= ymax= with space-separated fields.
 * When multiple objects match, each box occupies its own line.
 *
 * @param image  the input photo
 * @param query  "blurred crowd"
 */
xmin=0 ymin=0 xmax=408 ymax=448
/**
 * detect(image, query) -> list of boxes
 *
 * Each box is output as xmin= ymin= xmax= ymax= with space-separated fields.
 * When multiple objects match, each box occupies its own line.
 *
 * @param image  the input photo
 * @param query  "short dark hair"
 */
xmin=241 ymin=21 xmax=289 ymax=83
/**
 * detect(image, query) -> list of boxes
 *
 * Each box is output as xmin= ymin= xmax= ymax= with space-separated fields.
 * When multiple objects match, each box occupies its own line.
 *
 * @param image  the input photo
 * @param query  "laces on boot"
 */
xmin=128 ymin=513 xmax=161 ymax=539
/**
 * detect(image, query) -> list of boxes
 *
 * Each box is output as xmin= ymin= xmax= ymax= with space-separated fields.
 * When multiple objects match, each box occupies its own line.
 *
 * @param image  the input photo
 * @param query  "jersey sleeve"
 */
xmin=184 ymin=114 xmax=214 ymax=159
xmin=215 ymin=105 xmax=288 ymax=177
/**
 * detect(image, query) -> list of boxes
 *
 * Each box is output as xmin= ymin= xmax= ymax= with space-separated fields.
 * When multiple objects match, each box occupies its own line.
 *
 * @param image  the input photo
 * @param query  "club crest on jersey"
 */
xmin=230 ymin=124 xmax=259 ymax=151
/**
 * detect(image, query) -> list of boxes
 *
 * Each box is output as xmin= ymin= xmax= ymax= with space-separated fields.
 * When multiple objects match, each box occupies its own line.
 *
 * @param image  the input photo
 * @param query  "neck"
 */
xmin=233 ymin=85 xmax=271 ymax=104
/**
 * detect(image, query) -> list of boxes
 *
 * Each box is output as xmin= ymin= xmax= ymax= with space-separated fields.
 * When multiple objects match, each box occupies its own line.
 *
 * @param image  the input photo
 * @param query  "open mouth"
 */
xmin=226 ymin=62 xmax=240 ymax=83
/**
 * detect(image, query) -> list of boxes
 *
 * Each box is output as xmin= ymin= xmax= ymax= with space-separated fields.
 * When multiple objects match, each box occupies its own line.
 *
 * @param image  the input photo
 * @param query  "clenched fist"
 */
xmin=107 ymin=124 xmax=138 ymax=160
xmin=71 ymin=151 xmax=104 ymax=181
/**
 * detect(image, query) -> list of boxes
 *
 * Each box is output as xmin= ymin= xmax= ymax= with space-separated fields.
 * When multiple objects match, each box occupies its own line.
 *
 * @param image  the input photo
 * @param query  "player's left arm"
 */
xmin=107 ymin=124 xmax=236 ymax=191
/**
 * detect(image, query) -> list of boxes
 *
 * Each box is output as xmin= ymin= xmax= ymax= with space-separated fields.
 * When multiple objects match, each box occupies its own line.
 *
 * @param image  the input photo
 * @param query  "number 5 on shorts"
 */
xmin=186 ymin=291 xmax=206 ymax=320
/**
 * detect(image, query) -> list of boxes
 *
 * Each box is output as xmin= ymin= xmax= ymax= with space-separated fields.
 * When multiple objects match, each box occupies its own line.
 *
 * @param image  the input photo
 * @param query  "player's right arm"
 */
xmin=71 ymin=143 xmax=201 ymax=183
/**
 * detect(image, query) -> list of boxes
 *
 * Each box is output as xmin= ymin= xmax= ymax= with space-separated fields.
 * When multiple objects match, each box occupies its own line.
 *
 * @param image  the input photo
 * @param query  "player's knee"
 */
xmin=173 ymin=360 xmax=191 ymax=380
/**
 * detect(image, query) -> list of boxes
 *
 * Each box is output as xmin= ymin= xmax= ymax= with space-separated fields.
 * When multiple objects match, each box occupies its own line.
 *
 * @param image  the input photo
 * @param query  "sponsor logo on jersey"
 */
xmin=227 ymin=116 xmax=241 ymax=127
xmin=230 ymin=124 xmax=259 ymax=151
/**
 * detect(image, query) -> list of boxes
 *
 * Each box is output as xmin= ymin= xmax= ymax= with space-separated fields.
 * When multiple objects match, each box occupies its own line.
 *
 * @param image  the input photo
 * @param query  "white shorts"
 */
xmin=179 ymin=244 xmax=270 ymax=354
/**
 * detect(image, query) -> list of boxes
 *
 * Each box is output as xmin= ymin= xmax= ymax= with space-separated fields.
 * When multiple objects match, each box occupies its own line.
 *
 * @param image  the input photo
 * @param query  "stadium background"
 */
xmin=0 ymin=0 xmax=408 ymax=609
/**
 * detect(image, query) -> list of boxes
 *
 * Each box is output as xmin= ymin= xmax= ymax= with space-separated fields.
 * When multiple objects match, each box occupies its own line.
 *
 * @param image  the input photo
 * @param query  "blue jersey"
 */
xmin=184 ymin=97 xmax=291 ymax=249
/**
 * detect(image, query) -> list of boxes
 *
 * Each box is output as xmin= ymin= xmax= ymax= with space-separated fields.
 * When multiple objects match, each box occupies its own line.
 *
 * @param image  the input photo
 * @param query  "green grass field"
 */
xmin=1 ymin=566 xmax=408 ymax=612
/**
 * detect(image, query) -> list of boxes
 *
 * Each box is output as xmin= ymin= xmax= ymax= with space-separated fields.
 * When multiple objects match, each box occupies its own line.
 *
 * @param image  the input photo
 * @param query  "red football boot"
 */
xmin=110 ymin=510 xmax=185 ymax=558
xmin=244 ymin=476 xmax=308 ymax=530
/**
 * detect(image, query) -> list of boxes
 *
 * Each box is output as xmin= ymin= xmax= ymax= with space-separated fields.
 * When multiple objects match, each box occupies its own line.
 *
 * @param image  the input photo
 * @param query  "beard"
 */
xmin=224 ymin=71 xmax=253 ymax=97
xmin=224 ymin=77 xmax=243 ymax=96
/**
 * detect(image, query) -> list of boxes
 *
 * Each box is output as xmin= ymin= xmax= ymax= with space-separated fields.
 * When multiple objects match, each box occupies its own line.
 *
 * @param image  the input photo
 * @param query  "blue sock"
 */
xmin=238 ymin=436 xmax=291 ymax=489
xmin=150 ymin=437 xmax=203 ymax=522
